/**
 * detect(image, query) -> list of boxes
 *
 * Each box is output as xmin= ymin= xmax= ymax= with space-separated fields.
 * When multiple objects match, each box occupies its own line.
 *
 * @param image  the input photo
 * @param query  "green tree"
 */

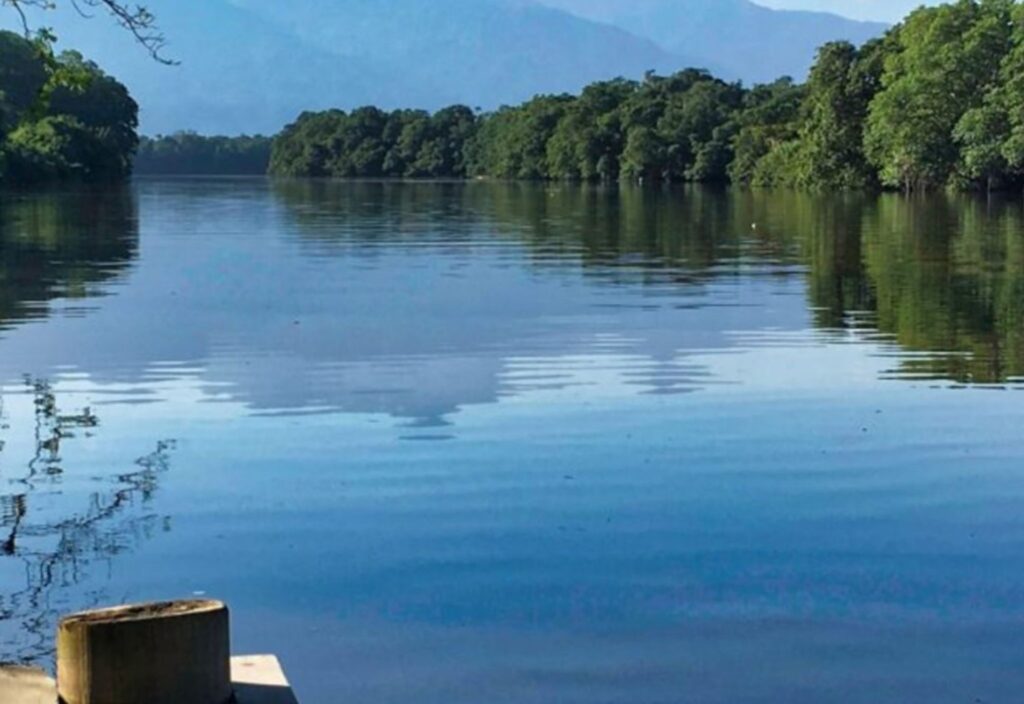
xmin=382 ymin=109 xmax=431 ymax=176
xmin=135 ymin=132 xmax=273 ymax=175
xmin=955 ymin=98 xmax=1010 ymax=189
xmin=794 ymin=40 xmax=884 ymax=188
xmin=546 ymin=79 xmax=633 ymax=181
xmin=956 ymin=1 xmax=1024 ymax=189
xmin=425 ymin=104 xmax=477 ymax=177
xmin=265 ymin=1 xmax=1024 ymax=192
xmin=620 ymin=125 xmax=664 ymax=182
xmin=469 ymin=95 xmax=572 ymax=179
xmin=48 ymin=51 xmax=138 ymax=177
xmin=0 ymin=30 xmax=48 ymax=121
xmin=999 ymin=2 xmax=1024 ymax=175
xmin=865 ymin=0 xmax=1014 ymax=190
xmin=657 ymin=78 xmax=742 ymax=181
xmin=0 ymin=31 xmax=138 ymax=183
xmin=269 ymin=110 xmax=345 ymax=177
xmin=729 ymin=78 xmax=805 ymax=185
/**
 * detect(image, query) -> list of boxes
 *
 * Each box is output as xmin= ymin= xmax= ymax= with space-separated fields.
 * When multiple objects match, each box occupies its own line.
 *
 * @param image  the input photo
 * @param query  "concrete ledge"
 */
xmin=1 ymin=666 xmax=55 ymax=704
xmin=1 ymin=655 xmax=296 ymax=704
xmin=232 ymin=655 xmax=299 ymax=704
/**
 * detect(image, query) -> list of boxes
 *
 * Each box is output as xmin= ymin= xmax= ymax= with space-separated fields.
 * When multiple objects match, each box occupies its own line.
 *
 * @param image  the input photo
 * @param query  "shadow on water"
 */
xmin=272 ymin=181 xmax=1024 ymax=385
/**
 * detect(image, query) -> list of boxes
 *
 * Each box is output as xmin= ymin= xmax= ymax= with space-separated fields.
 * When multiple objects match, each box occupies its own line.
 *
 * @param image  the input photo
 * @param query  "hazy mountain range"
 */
xmin=757 ymin=1 xmax=939 ymax=23
xmin=1 ymin=0 xmax=886 ymax=135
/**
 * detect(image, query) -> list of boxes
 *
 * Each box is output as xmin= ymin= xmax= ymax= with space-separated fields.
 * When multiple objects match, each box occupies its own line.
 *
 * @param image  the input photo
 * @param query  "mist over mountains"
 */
xmin=1 ymin=0 xmax=886 ymax=135
xmin=538 ymin=0 xmax=884 ymax=84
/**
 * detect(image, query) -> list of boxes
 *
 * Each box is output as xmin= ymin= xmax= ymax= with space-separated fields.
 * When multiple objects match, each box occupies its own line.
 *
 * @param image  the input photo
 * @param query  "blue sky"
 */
xmin=756 ymin=0 xmax=942 ymax=22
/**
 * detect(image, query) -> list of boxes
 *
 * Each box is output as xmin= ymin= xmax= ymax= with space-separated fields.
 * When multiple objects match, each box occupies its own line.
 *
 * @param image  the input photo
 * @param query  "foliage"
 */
xmin=545 ymin=79 xmax=633 ymax=181
xmin=136 ymin=132 xmax=273 ymax=175
xmin=273 ymin=70 xmax=744 ymax=184
xmin=271 ymin=105 xmax=479 ymax=179
xmin=0 ymin=30 xmax=138 ymax=184
xmin=792 ymin=40 xmax=882 ymax=188
xmin=468 ymin=96 xmax=571 ymax=179
xmin=268 ymin=1 xmax=1024 ymax=192
xmin=728 ymin=78 xmax=805 ymax=185
xmin=7 ymin=1 xmax=1024 ymax=192
xmin=865 ymin=0 xmax=1015 ymax=191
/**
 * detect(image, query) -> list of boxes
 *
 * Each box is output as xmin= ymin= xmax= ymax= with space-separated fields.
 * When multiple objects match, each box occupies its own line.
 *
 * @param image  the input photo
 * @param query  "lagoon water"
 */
xmin=2 ymin=179 xmax=1024 ymax=703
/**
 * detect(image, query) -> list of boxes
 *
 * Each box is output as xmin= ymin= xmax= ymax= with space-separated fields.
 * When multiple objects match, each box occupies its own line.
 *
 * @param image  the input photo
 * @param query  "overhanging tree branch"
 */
xmin=2 ymin=0 xmax=173 ymax=64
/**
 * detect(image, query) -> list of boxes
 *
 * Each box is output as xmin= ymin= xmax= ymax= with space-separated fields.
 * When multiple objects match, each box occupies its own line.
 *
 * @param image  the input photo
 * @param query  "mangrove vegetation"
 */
xmin=270 ymin=0 xmax=1024 ymax=192
xmin=4 ymin=0 xmax=1024 ymax=191
xmin=135 ymin=132 xmax=273 ymax=176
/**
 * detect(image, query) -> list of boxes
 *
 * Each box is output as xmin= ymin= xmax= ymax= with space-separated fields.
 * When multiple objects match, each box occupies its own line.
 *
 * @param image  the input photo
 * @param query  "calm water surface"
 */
xmin=1 ymin=180 xmax=1024 ymax=703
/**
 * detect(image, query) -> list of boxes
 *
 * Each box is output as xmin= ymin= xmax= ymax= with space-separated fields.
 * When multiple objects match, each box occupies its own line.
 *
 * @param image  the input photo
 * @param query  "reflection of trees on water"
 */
xmin=789 ymin=193 xmax=1024 ymax=384
xmin=0 ymin=379 xmax=174 ymax=666
xmin=0 ymin=188 xmax=165 ymax=666
xmin=0 ymin=187 xmax=138 ymax=331
xmin=273 ymin=182 xmax=1024 ymax=384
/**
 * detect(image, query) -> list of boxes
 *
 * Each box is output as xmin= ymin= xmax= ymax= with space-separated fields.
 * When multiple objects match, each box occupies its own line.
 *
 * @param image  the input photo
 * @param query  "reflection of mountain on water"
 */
xmin=0 ymin=187 xmax=139 ymax=332
xmin=0 ymin=181 xmax=1022 ymax=431
xmin=260 ymin=181 xmax=810 ymax=423
xmin=1 ymin=181 xmax=789 ymax=427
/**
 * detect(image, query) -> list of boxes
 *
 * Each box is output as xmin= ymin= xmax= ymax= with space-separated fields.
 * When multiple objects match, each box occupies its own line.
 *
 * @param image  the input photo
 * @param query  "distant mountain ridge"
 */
xmin=539 ymin=0 xmax=887 ymax=83
xmin=229 ymin=0 xmax=690 ymax=109
xmin=1 ymin=0 xmax=888 ymax=134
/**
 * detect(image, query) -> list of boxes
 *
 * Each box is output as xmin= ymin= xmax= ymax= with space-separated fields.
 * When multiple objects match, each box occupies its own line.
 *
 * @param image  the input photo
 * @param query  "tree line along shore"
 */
xmin=7 ymin=1 xmax=1024 ymax=191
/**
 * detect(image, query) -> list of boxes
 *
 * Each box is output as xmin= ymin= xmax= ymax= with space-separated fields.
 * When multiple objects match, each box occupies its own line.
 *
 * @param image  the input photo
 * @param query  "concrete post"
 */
xmin=56 ymin=600 xmax=232 ymax=704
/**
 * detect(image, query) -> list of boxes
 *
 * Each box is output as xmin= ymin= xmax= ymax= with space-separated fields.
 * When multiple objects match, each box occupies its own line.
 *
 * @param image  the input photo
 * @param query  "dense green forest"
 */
xmin=0 ymin=30 xmax=138 ymax=184
xmin=135 ymin=133 xmax=272 ymax=175
xmin=4 ymin=0 xmax=1024 ymax=190
xmin=270 ymin=0 xmax=1024 ymax=191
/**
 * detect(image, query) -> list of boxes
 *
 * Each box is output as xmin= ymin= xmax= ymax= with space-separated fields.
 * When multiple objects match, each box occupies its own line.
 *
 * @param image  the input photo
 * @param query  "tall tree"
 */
xmin=957 ymin=0 xmax=1024 ymax=189
xmin=620 ymin=125 xmax=664 ymax=182
xmin=865 ymin=0 xmax=1014 ymax=190
xmin=794 ymin=40 xmax=884 ymax=188
xmin=728 ymin=78 xmax=805 ymax=185
xmin=546 ymin=79 xmax=634 ymax=181
xmin=0 ymin=31 xmax=138 ymax=182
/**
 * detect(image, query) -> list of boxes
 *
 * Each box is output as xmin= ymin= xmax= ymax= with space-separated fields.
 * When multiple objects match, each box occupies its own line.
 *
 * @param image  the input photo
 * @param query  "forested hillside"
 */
xmin=269 ymin=0 xmax=1024 ymax=192
xmin=5 ymin=0 xmax=1019 ymax=192
xmin=537 ymin=0 xmax=884 ymax=84
xmin=3 ymin=0 xmax=885 ymax=134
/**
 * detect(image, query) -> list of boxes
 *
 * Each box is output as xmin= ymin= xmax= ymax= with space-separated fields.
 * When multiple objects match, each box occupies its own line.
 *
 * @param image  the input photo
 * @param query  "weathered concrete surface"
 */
xmin=58 ymin=600 xmax=232 ymax=704
xmin=232 ymin=655 xmax=299 ymax=704
xmin=0 ymin=666 xmax=56 ymax=704
xmin=1 ymin=656 xmax=296 ymax=704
